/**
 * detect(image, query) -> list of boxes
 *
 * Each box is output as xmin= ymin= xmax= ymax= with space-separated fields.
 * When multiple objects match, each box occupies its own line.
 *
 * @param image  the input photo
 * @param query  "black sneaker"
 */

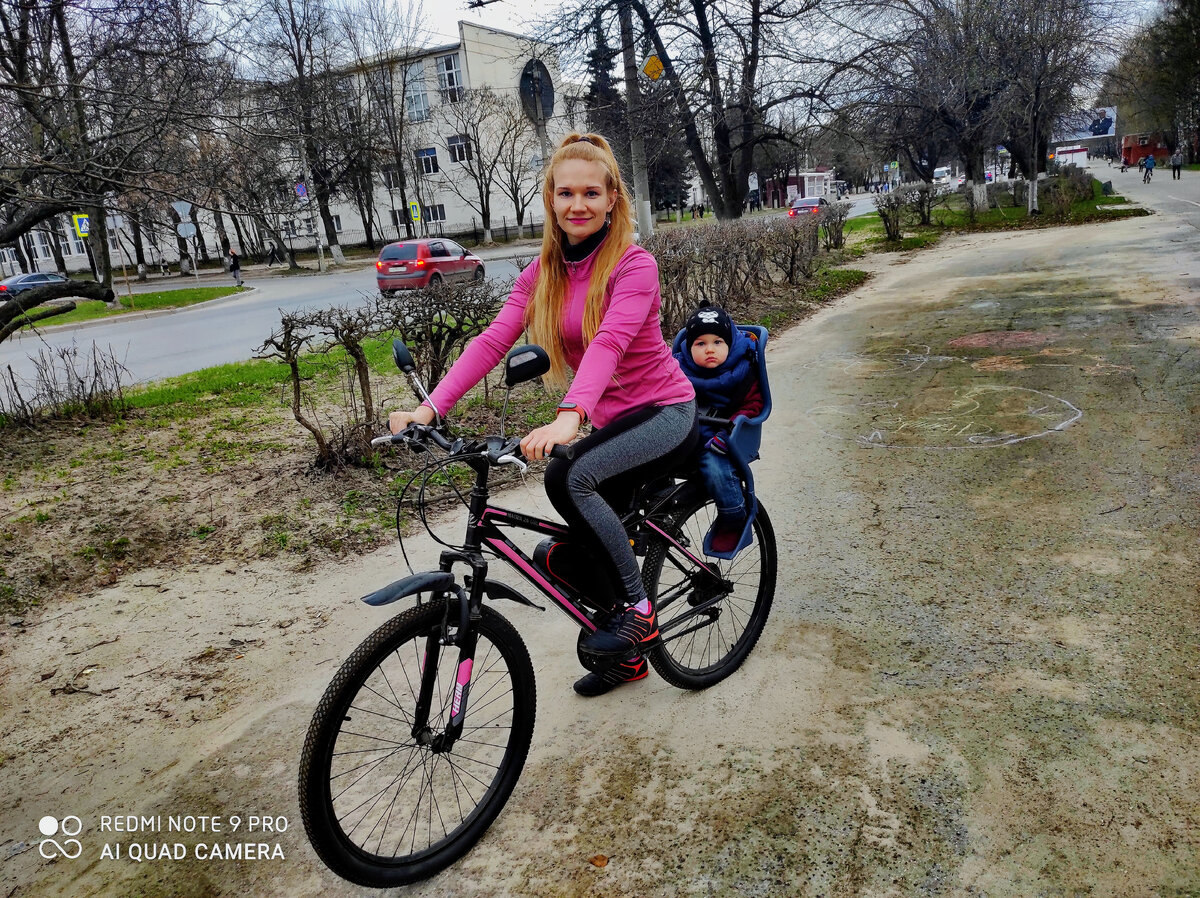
xmin=572 ymin=655 xmax=649 ymax=697
xmin=580 ymin=598 xmax=659 ymax=656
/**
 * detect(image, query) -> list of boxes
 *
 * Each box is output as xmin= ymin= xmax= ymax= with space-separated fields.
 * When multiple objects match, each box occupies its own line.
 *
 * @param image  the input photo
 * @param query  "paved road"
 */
xmin=0 ymin=258 xmax=522 ymax=385
xmin=2 ymin=168 xmax=1188 ymax=388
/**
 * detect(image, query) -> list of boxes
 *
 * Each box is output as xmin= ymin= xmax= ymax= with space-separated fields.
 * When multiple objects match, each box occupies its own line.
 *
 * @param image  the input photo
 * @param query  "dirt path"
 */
xmin=2 ymin=211 xmax=1198 ymax=897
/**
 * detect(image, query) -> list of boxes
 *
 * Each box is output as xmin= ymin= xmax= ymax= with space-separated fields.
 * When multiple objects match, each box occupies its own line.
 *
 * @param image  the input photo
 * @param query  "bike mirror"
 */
xmin=392 ymin=340 xmax=416 ymax=373
xmin=504 ymin=345 xmax=550 ymax=388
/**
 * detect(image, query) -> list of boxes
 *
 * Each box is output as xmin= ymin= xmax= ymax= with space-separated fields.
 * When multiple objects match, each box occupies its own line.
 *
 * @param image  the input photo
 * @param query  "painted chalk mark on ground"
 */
xmin=802 ymin=345 xmax=963 ymax=378
xmin=806 ymin=385 xmax=1082 ymax=450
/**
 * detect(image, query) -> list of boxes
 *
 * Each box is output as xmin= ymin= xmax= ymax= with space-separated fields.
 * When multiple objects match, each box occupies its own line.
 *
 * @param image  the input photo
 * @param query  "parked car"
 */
xmin=787 ymin=196 xmax=830 ymax=217
xmin=0 ymin=272 xmax=70 ymax=295
xmin=375 ymin=239 xmax=485 ymax=294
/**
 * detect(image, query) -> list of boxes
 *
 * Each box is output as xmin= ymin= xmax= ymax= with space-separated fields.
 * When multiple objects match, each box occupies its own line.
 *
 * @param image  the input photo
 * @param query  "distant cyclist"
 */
xmin=1144 ymin=155 xmax=1156 ymax=183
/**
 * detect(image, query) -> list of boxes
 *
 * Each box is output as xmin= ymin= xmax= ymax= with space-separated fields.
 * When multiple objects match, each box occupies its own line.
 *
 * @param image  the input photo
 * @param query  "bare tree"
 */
xmin=249 ymin=0 xmax=351 ymax=264
xmin=0 ymin=0 xmax=226 ymax=340
xmin=545 ymin=0 xmax=830 ymax=219
xmin=494 ymin=96 xmax=543 ymax=230
xmin=434 ymin=87 xmax=511 ymax=242
xmin=339 ymin=0 xmax=425 ymax=241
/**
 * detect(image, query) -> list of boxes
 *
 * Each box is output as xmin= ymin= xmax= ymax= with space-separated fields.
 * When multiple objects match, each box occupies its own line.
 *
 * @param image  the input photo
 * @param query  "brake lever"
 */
xmin=494 ymin=453 xmax=529 ymax=473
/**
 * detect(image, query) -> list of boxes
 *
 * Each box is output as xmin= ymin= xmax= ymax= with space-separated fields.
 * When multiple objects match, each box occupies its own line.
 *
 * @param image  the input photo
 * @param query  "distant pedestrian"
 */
xmin=1170 ymin=149 xmax=1183 ymax=180
xmin=1143 ymin=154 xmax=1156 ymax=183
xmin=229 ymin=249 xmax=242 ymax=287
xmin=265 ymin=243 xmax=282 ymax=266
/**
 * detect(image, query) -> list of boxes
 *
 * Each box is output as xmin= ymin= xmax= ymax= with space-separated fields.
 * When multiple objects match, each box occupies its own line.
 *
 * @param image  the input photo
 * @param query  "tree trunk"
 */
xmin=189 ymin=206 xmax=210 ymax=262
xmin=213 ymin=207 xmax=232 ymax=258
xmin=46 ymin=224 xmax=67 ymax=274
xmin=129 ymin=212 xmax=148 ymax=279
xmin=11 ymin=239 xmax=30 ymax=274
xmin=86 ymin=204 xmax=114 ymax=295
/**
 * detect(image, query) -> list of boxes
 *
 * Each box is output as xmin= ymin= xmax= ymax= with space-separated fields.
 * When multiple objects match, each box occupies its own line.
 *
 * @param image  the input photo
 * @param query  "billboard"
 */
xmin=1054 ymin=107 xmax=1117 ymax=142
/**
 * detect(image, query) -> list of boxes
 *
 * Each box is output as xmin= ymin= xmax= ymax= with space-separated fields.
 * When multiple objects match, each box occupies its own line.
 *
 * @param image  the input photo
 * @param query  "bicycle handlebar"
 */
xmin=372 ymin=425 xmax=574 ymax=463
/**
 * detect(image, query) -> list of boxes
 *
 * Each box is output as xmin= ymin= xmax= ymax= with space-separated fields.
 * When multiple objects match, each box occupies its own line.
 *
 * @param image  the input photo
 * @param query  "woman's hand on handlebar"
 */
xmin=389 ymin=405 xmax=435 ymax=434
xmin=520 ymin=411 xmax=580 ymax=461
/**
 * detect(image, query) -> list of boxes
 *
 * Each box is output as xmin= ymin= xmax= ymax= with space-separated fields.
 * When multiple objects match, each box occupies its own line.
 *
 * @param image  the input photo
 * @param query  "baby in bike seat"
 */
xmin=673 ymin=304 xmax=765 ymax=558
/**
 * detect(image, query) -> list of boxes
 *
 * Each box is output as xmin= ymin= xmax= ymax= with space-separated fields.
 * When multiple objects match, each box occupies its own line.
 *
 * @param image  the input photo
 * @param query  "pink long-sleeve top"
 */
xmin=426 ymin=241 xmax=694 ymax=429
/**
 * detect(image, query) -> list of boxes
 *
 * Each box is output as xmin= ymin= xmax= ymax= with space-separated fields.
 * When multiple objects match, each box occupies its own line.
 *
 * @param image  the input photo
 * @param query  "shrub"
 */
xmin=1 ymin=344 xmax=129 ymax=428
xmin=872 ymin=190 xmax=906 ymax=241
xmin=819 ymin=202 xmax=852 ymax=249
xmin=259 ymin=279 xmax=506 ymax=468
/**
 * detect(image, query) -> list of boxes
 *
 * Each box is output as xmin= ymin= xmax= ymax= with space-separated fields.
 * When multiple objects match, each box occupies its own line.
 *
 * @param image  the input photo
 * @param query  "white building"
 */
xmin=330 ymin=21 xmax=581 ymax=247
xmin=3 ymin=22 xmax=582 ymax=277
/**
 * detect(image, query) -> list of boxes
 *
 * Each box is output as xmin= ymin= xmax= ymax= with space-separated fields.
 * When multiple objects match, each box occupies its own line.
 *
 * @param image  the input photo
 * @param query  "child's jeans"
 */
xmin=698 ymin=448 xmax=745 ymax=522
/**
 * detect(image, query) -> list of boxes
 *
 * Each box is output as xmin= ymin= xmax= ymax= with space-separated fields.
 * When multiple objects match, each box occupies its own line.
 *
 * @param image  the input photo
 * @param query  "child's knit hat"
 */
xmin=685 ymin=304 xmax=734 ymax=346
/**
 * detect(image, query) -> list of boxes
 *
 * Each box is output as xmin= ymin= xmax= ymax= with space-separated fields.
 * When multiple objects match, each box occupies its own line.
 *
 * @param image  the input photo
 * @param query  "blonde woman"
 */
xmin=388 ymin=133 xmax=697 ymax=696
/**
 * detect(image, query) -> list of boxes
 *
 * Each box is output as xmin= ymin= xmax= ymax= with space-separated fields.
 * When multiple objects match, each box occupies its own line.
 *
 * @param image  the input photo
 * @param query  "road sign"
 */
xmin=170 ymin=200 xmax=192 ymax=219
xmin=295 ymin=182 xmax=308 ymax=198
xmin=642 ymin=55 xmax=664 ymax=80
xmin=748 ymin=172 xmax=759 ymax=192
xmin=409 ymin=202 xmax=420 ymax=222
xmin=176 ymin=222 xmax=197 ymax=239
xmin=71 ymin=213 xmax=90 ymax=238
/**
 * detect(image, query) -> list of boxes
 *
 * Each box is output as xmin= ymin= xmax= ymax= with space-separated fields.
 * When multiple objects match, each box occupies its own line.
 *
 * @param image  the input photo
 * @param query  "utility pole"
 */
xmin=618 ymin=0 xmax=654 ymax=239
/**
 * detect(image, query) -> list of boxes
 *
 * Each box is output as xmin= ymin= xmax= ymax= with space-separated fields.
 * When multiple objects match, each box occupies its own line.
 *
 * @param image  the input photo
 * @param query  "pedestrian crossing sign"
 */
xmin=72 ymin=213 xmax=90 ymax=238
xmin=409 ymin=202 xmax=420 ymax=222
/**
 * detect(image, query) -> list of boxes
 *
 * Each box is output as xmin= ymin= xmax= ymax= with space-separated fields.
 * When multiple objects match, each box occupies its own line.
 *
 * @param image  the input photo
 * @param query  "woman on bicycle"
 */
xmin=388 ymin=132 xmax=698 ymax=696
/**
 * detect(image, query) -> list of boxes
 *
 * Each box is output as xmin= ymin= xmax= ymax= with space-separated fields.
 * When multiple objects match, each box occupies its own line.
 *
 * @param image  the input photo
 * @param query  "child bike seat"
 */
xmin=671 ymin=324 xmax=772 ymax=557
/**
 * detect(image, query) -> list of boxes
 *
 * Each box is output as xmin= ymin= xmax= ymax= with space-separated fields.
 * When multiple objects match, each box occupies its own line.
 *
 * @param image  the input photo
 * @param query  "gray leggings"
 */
xmin=544 ymin=400 xmax=697 ymax=605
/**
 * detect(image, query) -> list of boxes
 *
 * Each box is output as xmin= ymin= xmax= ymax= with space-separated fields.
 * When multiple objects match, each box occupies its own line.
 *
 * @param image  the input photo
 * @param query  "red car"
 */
xmin=787 ymin=196 xmax=830 ymax=217
xmin=376 ymin=238 xmax=485 ymax=294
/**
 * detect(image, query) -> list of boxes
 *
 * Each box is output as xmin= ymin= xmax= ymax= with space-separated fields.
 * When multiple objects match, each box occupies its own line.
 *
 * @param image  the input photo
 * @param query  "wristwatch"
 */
xmin=557 ymin=402 xmax=587 ymax=423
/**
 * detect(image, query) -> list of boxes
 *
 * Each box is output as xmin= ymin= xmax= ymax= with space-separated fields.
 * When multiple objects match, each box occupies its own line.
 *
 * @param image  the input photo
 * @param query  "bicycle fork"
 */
xmin=412 ymin=593 xmax=479 ymax=754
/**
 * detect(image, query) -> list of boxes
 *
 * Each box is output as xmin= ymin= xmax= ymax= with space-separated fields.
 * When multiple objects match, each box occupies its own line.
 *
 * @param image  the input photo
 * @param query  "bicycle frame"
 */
xmin=430 ymin=453 xmax=727 ymax=638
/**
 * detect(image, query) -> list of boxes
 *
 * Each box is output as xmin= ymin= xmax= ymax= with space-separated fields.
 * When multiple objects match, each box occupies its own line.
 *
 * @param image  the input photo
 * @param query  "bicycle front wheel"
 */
xmin=299 ymin=600 xmax=536 ymax=887
xmin=642 ymin=497 xmax=776 ymax=689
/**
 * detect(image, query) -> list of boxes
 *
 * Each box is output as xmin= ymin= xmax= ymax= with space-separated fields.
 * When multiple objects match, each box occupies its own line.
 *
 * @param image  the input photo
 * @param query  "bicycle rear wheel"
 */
xmin=642 ymin=497 xmax=776 ymax=689
xmin=299 ymin=600 xmax=536 ymax=887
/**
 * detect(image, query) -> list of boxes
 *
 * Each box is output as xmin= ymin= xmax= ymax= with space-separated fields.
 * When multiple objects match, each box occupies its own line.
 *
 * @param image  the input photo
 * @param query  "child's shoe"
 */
xmin=708 ymin=513 xmax=747 ymax=556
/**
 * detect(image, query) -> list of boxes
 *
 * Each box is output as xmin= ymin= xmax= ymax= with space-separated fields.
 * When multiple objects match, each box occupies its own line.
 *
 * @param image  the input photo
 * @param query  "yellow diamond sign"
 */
xmin=642 ymin=55 xmax=664 ymax=81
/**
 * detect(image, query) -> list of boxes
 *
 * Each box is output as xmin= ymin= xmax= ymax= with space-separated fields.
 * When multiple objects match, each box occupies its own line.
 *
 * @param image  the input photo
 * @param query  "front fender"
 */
xmin=361 ymin=571 xmax=456 ymax=607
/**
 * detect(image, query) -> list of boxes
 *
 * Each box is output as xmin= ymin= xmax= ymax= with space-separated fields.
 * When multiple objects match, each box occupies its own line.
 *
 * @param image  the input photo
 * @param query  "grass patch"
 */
xmin=27 ymin=286 xmax=242 ymax=328
xmin=803 ymin=268 xmax=870 ymax=303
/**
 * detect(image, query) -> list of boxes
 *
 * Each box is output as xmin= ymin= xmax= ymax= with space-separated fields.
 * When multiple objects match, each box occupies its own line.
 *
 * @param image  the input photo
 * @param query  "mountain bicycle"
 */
xmin=298 ymin=341 xmax=776 ymax=887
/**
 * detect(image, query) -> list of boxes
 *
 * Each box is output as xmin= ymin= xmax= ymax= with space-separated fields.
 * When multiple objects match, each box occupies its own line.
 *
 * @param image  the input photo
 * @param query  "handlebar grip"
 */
xmin=549 ymin=444 xmax=574 ymax=461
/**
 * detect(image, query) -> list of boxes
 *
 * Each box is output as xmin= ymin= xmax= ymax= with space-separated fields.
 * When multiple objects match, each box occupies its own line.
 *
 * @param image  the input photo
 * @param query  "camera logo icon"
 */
xmin=38 ymin=816 xmax=83 ymax=859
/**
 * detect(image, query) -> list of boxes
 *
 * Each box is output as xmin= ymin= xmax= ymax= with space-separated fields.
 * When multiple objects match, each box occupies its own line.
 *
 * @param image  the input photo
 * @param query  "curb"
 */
xmin=13 ymin=286 xmax=260 ymax=337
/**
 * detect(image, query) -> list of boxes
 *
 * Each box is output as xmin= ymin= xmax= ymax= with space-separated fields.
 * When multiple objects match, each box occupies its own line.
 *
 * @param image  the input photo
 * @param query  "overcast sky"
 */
xmin=421 ymin=0 xmax=562 ymax=48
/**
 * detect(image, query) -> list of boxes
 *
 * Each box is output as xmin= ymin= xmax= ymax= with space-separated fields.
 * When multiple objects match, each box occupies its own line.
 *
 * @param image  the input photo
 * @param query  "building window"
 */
xmin=422 ymin=204 xmax=446 ymax=222
xmin=382 ymin=165 xmax=402 ymax=190
xmin=405 ymin=63 xmax=429 ymax=122
xmin=57 ymin=221 xmax=85 ymax=256
xmin=416 ymin=147 xmax=439 ymax=175
xmin=448 ymin=135 xmax=472 ymax=164
xmin=436 ymin=54 xmax=462 ymax=103
xmin=33 ymin=231 xmax=54 ymax=260
xmin=283 ymin=220 xmax=298 ymax=238
xmin=329 ymin=214 xmax=342 ymax=233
